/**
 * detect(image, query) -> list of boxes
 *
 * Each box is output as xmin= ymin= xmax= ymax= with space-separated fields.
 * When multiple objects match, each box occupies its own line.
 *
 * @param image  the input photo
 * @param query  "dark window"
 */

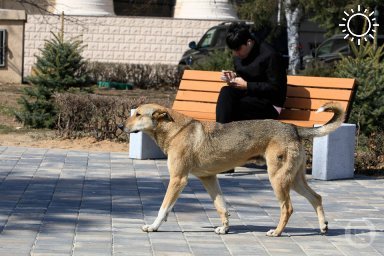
xmin=113 ymin=0 xmax=176 ymax=17
xmin=0 ymin=29 xmax=5 ymax=67
xmin=316 ymin=39 xmax=333 ymax=56
xmin=213 ymin=28 xmax=227 ymax=48
xmin=331 ymin=39 xmax=349 ymax=54
xmin=198 ymin=28 xmax=217 ymax=48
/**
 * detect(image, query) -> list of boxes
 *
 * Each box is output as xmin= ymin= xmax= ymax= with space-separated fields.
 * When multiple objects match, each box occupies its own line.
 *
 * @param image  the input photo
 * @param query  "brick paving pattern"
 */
xmin=0 ymin=146 xmax=383 ymax=256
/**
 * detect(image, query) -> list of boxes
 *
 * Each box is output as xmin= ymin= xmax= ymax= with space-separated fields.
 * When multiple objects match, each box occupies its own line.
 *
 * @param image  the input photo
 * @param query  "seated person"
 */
xmin=216 ymin=22 xmax=287 ymax=124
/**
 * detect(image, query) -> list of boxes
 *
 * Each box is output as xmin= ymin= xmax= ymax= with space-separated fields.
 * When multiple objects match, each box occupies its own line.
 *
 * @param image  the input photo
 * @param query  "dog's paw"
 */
xmin=142 ymin=224 xmax=158 ymax=232
xmin=215 ymin=226 xmax=229 ymax=235
xmin=266 ymin=229 xmax=280 ymax=237
xmin=320 ymin=221 xmax=328 ymax=235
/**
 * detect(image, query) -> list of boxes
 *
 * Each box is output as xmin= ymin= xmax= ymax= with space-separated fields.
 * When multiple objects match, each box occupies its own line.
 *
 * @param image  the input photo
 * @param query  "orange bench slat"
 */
xmin=278 ymin=109 xmax=333 ymax=122
xmin=175 ymin=110 xmax=216 ymax=121
xmin=174 ymin=90 xmax=219 ymax=103
xmin=178 ymin=80 xmax=226 ymax=92
xmin=182 ymin=70 xmax=222 ymax=81
xmin=286 ymin=86 xmax=353 ymax=101
xmin=283 ymin=98 xmax=349 ymax=111
xmin=287 ymin=75 xmax=355 ymax=89
xmin=172 ymin=101 xmax=217 ymax=113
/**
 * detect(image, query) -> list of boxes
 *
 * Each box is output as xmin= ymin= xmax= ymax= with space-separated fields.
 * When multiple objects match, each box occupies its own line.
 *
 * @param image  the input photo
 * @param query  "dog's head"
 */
xmin=119 ymin=104 xmax=174 ymax=134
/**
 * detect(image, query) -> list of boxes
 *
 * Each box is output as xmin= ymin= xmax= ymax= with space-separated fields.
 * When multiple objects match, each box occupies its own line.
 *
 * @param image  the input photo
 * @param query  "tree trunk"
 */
xmin=284 ymin=0 xmax=302 ymax=75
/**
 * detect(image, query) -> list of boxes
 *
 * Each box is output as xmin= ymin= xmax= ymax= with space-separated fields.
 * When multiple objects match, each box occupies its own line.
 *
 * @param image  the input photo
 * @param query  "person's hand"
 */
xmin=221 ymin=70 xmax=236 ymax=83
xmin=229 ymin=77 xmax=247 ymax=90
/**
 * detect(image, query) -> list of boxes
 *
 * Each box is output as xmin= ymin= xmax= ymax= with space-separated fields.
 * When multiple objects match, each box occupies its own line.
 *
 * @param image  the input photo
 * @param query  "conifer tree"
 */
xmin=16 ymin=14 xmax=88 ymax=128
xmin=28 ymin=32 xmax=87 ymax=91
xmin=334 ymin=42 xmax=384 ymax=135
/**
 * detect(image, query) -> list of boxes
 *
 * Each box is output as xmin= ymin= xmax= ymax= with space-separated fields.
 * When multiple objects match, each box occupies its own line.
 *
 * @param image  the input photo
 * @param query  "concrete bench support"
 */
xmin=128 ymin=109 xmax=166 ymax=159
xmin=129 ymin=132 xmax=166 ymax=159
xmin=312 ymin=123 xmax=356 ymax=180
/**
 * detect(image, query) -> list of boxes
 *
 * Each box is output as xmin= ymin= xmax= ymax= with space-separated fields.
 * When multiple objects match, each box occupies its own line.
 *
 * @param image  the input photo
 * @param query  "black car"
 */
xmin=178 ymin=22 xmax=235 ymax=66
xmin=303 ymin=34 xmax=384 ymax=68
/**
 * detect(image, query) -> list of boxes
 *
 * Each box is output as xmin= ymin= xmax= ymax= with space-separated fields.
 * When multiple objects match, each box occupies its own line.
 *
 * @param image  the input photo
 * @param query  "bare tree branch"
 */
xmin=16 ymin=0 xmax=52 ymax=15
xmin=16 ymin=0 xmax=87 ymax=31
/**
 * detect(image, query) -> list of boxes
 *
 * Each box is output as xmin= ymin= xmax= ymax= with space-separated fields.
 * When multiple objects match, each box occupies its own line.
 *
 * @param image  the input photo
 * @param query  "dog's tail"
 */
xmin=297 ymin=102 xmax=345 ymax=139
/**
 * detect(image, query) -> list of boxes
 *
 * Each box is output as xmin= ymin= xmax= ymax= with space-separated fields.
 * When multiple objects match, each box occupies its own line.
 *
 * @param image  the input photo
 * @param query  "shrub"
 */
xmin=85 ymin=62 xmax=182 ymax=89
xmin=300 ymin=59 xmax=335 ymax=77
xmin=355 ymin=130 xmax=384 ymax=173
xmin=334 ymin=42 xmax=384 ymax=135
xmin=55 ymin=93 xmax=145 ymax=141
xmin=191 ymin=49 xmax=234 ymax=71
xmin=54 ymin=92 xmax=173 ymax=141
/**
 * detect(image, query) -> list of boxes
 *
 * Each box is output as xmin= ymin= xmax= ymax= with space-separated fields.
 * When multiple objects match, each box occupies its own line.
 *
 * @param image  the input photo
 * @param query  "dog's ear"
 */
xmin=152 ymin=109 xmax=174 ymax=122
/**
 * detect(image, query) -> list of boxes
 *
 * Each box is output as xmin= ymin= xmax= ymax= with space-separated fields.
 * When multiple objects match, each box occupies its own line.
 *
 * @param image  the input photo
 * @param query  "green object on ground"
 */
xmin=97 ymin=81 xmax=133 ymax=90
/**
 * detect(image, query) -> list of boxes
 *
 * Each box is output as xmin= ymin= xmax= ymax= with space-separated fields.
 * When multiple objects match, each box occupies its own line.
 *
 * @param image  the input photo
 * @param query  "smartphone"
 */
xmin=222 ymin=70 xmax=234 ymax=81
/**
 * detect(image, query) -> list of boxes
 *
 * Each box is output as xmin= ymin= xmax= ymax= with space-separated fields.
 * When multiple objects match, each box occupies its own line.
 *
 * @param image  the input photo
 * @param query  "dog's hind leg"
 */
xmin=264 ymin=147 xmax=294 ymax=237
xmin=266 ymin=176 xmax=293 ymax=237
xmin=199 ymin=175 xmax=229 ymax=234
xmin=292 ymin=165 xmax=328 ymax=235
xmin=142 ymin=174 xmax=188 ymax=232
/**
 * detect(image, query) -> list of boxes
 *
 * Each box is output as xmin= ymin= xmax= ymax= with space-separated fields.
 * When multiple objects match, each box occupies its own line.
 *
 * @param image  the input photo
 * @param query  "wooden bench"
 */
xmin=172 ymin=70 xmax=356 ymax=127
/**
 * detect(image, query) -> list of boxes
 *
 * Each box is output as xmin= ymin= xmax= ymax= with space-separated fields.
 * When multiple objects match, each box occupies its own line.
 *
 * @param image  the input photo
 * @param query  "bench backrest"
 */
xmin=172 ymin=70 xmax=356 ymax=127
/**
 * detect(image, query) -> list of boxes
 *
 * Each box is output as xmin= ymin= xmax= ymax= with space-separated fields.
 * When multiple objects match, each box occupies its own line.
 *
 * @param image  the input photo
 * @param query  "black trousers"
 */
xmin=216 ymin=86 xmax=279 ymax=123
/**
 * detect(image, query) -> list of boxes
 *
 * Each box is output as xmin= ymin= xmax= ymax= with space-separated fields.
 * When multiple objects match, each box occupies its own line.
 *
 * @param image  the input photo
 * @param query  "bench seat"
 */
xmin=172 ymin=70 xmax=356 ymax=127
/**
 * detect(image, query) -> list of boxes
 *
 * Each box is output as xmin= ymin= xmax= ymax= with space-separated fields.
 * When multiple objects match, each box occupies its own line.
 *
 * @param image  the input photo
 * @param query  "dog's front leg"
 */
xmin=142 ymin=175 xmax=188 ymax=232
xmin=199 ymin=175 xmax=230 ymax=234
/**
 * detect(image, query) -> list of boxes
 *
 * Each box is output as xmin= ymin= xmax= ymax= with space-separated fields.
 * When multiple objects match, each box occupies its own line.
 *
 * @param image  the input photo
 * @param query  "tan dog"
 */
xmin=121 ymin=102 xmax=344 ymax=236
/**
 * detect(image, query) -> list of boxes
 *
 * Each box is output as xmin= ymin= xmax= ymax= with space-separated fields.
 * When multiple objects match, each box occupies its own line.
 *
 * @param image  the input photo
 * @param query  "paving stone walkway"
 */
xmin=0 ymin=146 xmax=383 ymax=256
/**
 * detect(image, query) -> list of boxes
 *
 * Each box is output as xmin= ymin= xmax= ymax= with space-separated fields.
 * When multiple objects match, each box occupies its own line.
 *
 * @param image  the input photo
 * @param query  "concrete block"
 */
xmin=129 ymin=132 xmax=166 ymax=159
xmin=128 ymin=109 xmax=166 ymax=160
xmin=312 ymin=123 xmax=356 ymax=180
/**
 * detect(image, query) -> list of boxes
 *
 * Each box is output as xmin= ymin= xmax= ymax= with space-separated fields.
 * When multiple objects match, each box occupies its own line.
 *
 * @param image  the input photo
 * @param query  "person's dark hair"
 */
xmin=226 ymin=22 xmax=253 ymax=50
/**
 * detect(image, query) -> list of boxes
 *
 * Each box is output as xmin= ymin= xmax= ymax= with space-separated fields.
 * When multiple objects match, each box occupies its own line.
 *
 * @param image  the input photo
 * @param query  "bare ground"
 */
xmin=0 ymin=82 xmax=175 ymax=152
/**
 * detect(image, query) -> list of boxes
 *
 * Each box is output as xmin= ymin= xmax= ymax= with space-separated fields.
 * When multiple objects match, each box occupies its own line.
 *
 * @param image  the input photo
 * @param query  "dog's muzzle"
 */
xmin=117 ymin=123 xmax=139 ymax=133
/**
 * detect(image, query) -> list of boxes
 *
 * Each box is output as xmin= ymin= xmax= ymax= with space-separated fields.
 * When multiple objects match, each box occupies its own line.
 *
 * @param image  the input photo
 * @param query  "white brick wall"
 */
xmin=24 ymin=15 xmax=224 ymax=77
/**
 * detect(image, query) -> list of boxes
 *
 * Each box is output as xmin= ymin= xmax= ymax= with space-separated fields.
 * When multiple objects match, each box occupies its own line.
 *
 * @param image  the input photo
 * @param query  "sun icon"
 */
xmin=339 ymin=5 xmax=380 ymax=45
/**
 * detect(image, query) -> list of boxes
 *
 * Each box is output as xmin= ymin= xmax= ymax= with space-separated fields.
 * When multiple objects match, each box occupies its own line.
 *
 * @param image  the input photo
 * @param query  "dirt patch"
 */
xmin=0 ymin=83 xmax=175 ymax=152
xmin=0 ymin=132 xmax=129 ymax=152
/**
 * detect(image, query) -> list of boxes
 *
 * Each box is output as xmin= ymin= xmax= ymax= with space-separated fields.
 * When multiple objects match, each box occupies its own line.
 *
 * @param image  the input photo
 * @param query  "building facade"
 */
xmin=0 ymin=0 xmax=237 ymax=81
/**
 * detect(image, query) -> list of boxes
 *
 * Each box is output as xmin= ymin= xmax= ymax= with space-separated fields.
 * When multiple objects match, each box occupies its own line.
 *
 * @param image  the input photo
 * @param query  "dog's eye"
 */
xmin=136 ymin=113 xmax=141 ymax=117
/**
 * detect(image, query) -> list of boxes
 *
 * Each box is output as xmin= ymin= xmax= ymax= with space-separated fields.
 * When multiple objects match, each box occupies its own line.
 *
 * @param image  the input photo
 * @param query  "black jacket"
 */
xmin=233 ymin=41 xmax=287 ymax=108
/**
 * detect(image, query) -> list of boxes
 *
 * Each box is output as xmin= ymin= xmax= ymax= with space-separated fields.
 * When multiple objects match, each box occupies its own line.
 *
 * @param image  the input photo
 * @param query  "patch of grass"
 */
xmin=0 ymin=124 xmax=20 ymax=134
xmin=0 ymin=105 xmax=17 ymax=117
xmin=0 ymin=126 xmax=56 ymax=140
xmin=28 ymin=129 xmax=56 ymax=140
